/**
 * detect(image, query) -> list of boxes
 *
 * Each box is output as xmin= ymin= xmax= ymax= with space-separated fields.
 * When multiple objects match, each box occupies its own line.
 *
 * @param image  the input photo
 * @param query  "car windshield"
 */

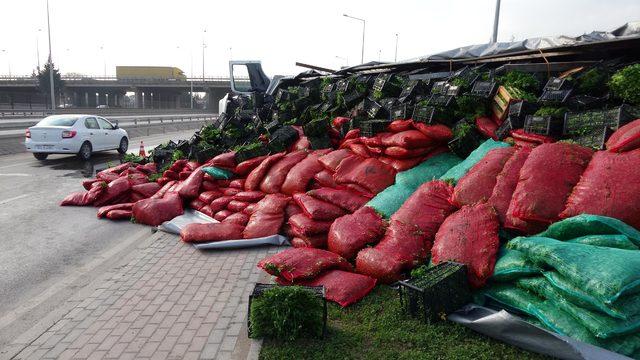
xmin=37 ymin=116 xmax=79 ymax=127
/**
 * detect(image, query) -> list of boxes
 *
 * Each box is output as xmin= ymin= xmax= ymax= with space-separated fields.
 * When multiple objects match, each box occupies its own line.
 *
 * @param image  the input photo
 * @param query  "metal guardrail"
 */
xmin=123 ymin=114 xmax=218 ymax=127
xmin=0 ymin=108 xmax=216 ymax=118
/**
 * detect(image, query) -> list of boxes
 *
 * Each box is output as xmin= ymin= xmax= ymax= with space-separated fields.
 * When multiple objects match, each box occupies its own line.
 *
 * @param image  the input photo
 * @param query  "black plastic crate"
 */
xmin=372 ymin=73 xmax=391 ymax=93
xmin=321 ymin=83 xmax=335 ymax=94
xmin=275 ymin=89 xmax=292 ymax=103
xmin=470 ymin=81 xmax=497 ymax=98
xmin=523 ymin=115 xmax=564 ymax=137
xmin=389 ymin=104 xmax=413 ymax=120
xmin=234 ymin=144 xmax=270 ymax=164
xmin=431 ymin=81 xmax=448 ymax=95
xmin=397 ymin=262 xmax=471 ymax=323
xmin=360 ymin=119 xmax=392 ymax=137
xmin=264 ymin=120 xmax=282 ymax=134
xmin=563 ymin=104 xmax=637 ymax=137
xmin=335 ymin=79 xmax=350 ymax=92
xmin=308 ymin=135 xmax=333 ymax=150
xmin=507 ymin=100 xmax=539 ymax=126
xmin=448 ymin=120 xmax=484 ymax=158
xmin=539 ymin=89 xmax=573 ymax=104
xmin=543 ymin=77 xmax=572 ymax=91
xmin=247 ymin=283 xmax=327 ymax=339
xmin=364 ymin=98 xmax=387 ymax=119
xmin=412 ymin=105 xmax=437 ymax=124
xmin=303 ymin=118 xmax=329 ymax=137
xmin=195 ymin=146 xmax=223 ymax=164
xmin=426 ymin=94 xmax=454 ymax=107
xmin=571 ymin=126 xmax=614 ymax=150
xmin=398 ymin=80 xmax=429 ymax=103
xmin=445 ymin=85 xmax=461 ymax=97
xmin=343 ymin=91 xmax=364 ymax=108
xmin=268 ymin=126 xmax=299 ymax=152
xmin=379 ymin=98 xmax=397 ymax=111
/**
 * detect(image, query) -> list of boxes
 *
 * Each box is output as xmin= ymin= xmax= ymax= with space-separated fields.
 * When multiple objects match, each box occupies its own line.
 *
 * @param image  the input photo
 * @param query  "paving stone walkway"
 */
xmin=9 ymin=231 xmax=279 ymax=360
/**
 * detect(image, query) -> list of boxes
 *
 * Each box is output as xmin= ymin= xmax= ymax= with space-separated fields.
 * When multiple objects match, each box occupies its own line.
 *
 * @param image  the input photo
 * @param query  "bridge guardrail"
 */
xmin=0 ymin=108 xmax=216 ymax=118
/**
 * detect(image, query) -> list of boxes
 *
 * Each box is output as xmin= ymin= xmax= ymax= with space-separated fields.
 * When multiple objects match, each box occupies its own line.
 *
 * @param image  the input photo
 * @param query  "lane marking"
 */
xmin=0 ymin=173 xmax=31 ymax=177
xmin=0 ymin=193 xmax=31 ymax=205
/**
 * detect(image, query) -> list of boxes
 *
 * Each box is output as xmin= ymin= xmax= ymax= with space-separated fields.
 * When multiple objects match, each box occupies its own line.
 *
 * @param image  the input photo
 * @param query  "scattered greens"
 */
xmin=609 ymin=64 xmax=640 ymax=105
xmin=534 ymin=106 xmax=568 ymax=118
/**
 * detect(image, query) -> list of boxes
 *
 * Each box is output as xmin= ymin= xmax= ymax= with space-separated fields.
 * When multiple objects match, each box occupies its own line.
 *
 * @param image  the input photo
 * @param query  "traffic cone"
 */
xmin=139 ymin=141 xmax=147 ymax=157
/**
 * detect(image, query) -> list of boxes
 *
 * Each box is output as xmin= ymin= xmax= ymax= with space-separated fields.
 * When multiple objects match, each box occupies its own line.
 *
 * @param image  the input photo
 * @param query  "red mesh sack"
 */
xmin=307 ymin=187 xmax=369 ymax=213
xmin=162 ymin=170 xmax=179 ymax=180
xmin=388 ymin=119 xmax=414 ymax=133
xmin=136 ymin=162 xmax=157 ymax=174
xmin=97 ymin=203 xmax=133 ymax=218
xmin=344 ymin=142 xmax=370 ymax=158
xmin=381 ymin=130 xmax=432 ymax=148
xmin=508 ymin=143 xmax=592 ymax=224
xmin=289 ymin=231 xmax=328 ymax=249
xmin=201 ymin=180 xmax=218 ymax=192
xmin=285 ymin=202 xmax=303 ymax=218
xmin=281 ymin=269 xmax=377 ymax=307
xmin=328 ymin=207 xmax=387 ymax=260
xmin=293 ymin=193 xmax=346 ymax=220
xmin=208 ymin=151 xmax=236 ymax=169
xmin=392 ymin=180 xmax=456 ymax=238
xmin=189 ymin=198 xmax=207 ymax=211
xmin=318 ymin=149 xmax=355 ymax=172
xmin=227 ymin=200 xmax=249 ymax=212
xmin=333 ymin=157 xmax=396 ymax=194
xmin=200 ymin=205 xmax=214 ymax=218
xmin=314 ymin=170 xmax=338 ymax=188
xmin=214 ymin=210 xmax=233 ymax=221
xmin=475 ymin=116 xmax=499 ymax=140
xmin=99 ymin=162 xmax=131 ymax=174
xmin=185 ymin=161 xmax=200 ymax=171
xmin=257 ymin=248 xmax=352 ymax=282
xmin=178 ymin=171 xmax=192 ymax=181
xmin=606 ymin=119 xmax=640 ymax=153
xmin=560 ymin=150 xmax=640 ymax=229
xmin=431 ymin=203 xmax=500 ymax=288
xmin=510 ymin=129 xmax=555 ymax=147
xmin=243 ymin=203 xmax=257 ymax=214
xmin=234 ymin=155 xmax=269 ymax=176
xmin=243 ymin=194 xmax=290 ymax=238
xmin=229 ymin=179 xmax=245 ymax=189
xmin=198 ymin=190 xmax=223 ymax=204
xmin=244 ymin=152 xmax=286 ymax=191
xmin=488 ymin=146 xmax=531 ymax=225
xmin=106 ymin=209 xmax=132 ymax=220
xmin=133 ymin=193 xmax=184 ymax=226
xmin=223 ymin=212 xmax=250 ymax=226
xmin=260 ymin=151 xmax=308 ymax=194
xmin=232 ymin=191 xmax=264 ymax=203
xmin=378 ymin=156 xmax=425 ymax=172
xmin=131 ymin=182 xmax=161 ymax=198
xmin=384 ymin=146 xmax=435 ymax=159
xmin=180 ymin=222 xmax=245 ymax=243
xmin=169 ymin=159 xmax=187 ymax=172
xmin=291 ymin=136 xmax=310 ymax=151
xmin=355 ymin=248 xmax=406 ymax=284
xmin=344 ymin=129 xmax=360 ymax=140
xmin=222 ymin=188 xmax=241 ymax=196
xmin=413 ymin=123 xmax=453 ymax=142
xmin=61 ymin=185 xmax=104 ymax=206
xmin=178 ymin=166 xmax=204 ymax=199
xmin=288 ymin=213 xmax=333 ymax=236
xmin=82 ymin=179 xmax=101 ymax=190
xmin=451 ymin=147 xmax=515 ymax=207
xmin=376 ymin=220 xmax=429 ymax=267
xmin=281 ymin=152 xmax=325 ymax=195
xmin=152 ymin=180 xmax=176 ymax=199
xmin=93 ymin=177 xmax=131 ymax=207
xmin=209 ymin=196 xmax=233 ymax=213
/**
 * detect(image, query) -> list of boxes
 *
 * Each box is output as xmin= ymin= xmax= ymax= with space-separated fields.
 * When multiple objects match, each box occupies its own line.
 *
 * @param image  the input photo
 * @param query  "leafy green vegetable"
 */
xmin=122 ymin=153 xmax=144 ymax=164
xmin=498 ymin=71 xmax=540 ymax=94
xmin=249 ymin=286 xmax=324 ymax=340
xmin=455 ymin=95 xmax=489 ymax=120
xmin=577 ymin=68 xmax=608 ymax=95
xmin=453 ymin=121 xmax=473 ymax=139
xmin=372 ymin=89 xmax=383 ymax=100
xmin=410 ymin=265 xmax=430 ymax=279
xmin=609 ymin=64 xmax=640 ymax=105
xmin=147 ymin=173 xmax=163 ymax=182
xmin=534 ymin=106 xmax=568 ymax=118
xmin=172 ymin=150 xmax=186 ymax=161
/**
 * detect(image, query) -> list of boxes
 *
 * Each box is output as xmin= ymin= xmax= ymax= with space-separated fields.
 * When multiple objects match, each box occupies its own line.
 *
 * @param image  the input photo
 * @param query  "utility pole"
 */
xmin=491 ymin=0 xmax=501 ymax=43
xmin=343 ymin=14 xmax=366 ymax=64
xmin=36 ymin=29 xmax=41 ymax=72
xmin=394 ymin=33 xmax=399 ymax=62
xmin=100 ymin=45 xmax=106 ymax=77
xmin=46 ymin=0 xmax=55 ymax=110
xmin=202 ymin=28 xmax=206 ymax=82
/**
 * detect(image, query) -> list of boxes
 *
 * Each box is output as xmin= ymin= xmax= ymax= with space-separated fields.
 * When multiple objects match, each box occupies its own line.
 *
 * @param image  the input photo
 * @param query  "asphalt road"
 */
xmin=0 ymin=129 xmax=195 ymax=320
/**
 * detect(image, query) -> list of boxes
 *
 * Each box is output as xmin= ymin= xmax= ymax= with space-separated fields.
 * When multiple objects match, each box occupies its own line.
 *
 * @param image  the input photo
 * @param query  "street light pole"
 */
xmin=202 ymin=28 xmax=206 ymax=82
xmin=100 ymin=45 xmax=106 ymax=77
xmin=36 ymin=29 xmax=42 ymax=72
xmin=46 ymin=0 xmax=55 ymax=110
xmin=343 ymin=14 xmax=366 ymax=64
xmin=394 ymin=33 xmax=399 ymax=62
xmin=491 ymin=0 xmax=501 ymax=43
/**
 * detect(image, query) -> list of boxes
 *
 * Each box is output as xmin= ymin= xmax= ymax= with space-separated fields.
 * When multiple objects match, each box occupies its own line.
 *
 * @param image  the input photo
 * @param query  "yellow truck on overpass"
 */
xmin=115 ymin=66 xmax=186 ymax=80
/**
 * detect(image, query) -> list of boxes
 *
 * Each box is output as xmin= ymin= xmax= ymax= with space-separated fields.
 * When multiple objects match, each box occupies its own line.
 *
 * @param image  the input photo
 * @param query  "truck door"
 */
xmin=229 ymin=61 xmax=270 ymax=95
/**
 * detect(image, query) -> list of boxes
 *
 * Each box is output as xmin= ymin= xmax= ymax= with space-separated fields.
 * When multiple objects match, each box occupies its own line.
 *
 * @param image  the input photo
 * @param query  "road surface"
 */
xmin=0 ymin=129 xmax=196 ymax=345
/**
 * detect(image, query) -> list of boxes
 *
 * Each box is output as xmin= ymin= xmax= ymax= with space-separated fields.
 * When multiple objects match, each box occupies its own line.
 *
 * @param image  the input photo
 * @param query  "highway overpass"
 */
xmin=0 ymin=75 xmax=240 ymax=112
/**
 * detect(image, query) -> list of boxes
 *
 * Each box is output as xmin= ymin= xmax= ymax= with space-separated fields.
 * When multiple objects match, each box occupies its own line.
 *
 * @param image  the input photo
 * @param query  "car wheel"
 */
xmin=78 ymin=141 xmax=92 ymax=161
xmin=117 ymin=137 xmax=128 ymax=154
xmin=33 ymin=153 xmax=48 ymax=160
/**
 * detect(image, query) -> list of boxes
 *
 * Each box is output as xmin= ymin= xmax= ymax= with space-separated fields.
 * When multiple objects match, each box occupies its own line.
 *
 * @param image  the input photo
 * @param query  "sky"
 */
xmin=0 ymin=0 xmax=638 ymax=78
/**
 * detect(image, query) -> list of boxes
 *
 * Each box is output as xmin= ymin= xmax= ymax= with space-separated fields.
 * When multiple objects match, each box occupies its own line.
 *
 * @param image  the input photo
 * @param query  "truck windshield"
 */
xmin=37 ymin=116 xmax=79 ymax=127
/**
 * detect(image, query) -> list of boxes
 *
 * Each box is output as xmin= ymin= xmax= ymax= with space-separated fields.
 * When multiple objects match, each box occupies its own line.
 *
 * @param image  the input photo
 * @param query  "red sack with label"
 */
xmin=258 ymin=248 xmax=352 ymax=282
xmin=133 ymin=193 xmax=184 ymax=226
xmin=328 ymin=207 xmax=387 ymax=260
xmin=234 ymin=155 xmax=269 ymax=176
xmin=243 ymin=194 xmax=290 ymax=238
xmin=307 ymin=187 xmax=369 ymax=213
xmin=451 ymin=147 xmax=515 ymax=207
xmin=431 ymin=203 xmax=500 ymax=288
xmin=508 ymin=142 xmax=592 ymax=224
xmin=606 ymin=118 xmax=640 ymax=153
xmin=560 ymin=150 xmax=640 ymax=229
xmin=180 ymin=222 xmax=245 ymax=243
xmin=293 ymin=193 xmax=346 ymax=221
xmin=244 ymin=152 xmax=285 ymax=191
xmin=281 ymin=152 xmax=325 ymax=195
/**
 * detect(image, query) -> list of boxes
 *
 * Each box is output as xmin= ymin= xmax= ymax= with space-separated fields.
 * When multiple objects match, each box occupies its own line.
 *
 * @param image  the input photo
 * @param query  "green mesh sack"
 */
xmin=518 ymin=277 xmax=640 ymax=339
xmin=395 ymin=152 xmax=461 ymax=189
xmin=537 ymin=214 xmax=640 ymax=247
xmin=479 ymin=284 xmax=542 ymax=317
xmin=439 ymin=139 xmax=510 ymax=184
xmin=491 ymin=248 xmax=541 ymax=282
xmin=543 ymin=271 xmax=640 ymax=321
xmin=365 ymin=184 xmax=414 ymax=219
xmin=367 ymin=152 xmax=460 ymax=218
xmin=507 ymin=236 xmax=640 ymax=304
xmin=201 ymin=166 xmax=235 ymax=180
xmin=568 ymin=234 xmax=639 ymax=250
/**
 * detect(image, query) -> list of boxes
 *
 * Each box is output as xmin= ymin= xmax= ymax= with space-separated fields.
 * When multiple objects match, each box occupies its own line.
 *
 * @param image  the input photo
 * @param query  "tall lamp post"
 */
xmin=46 ymin=0 xmax=55 ymax=110
xmin=36 ymin=29 xmax=42 ymax=72
xmin=343 ymin=14 xmax=365 ymax=64
xmin=491 ymin=0 xmax=501 ymax=43
xmin=99 ymin=45 xmax=106 ymax=78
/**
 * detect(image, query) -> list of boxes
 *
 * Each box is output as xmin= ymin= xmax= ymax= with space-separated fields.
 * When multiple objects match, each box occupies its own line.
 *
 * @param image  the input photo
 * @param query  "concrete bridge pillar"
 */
xmin=84 ymin=92 xmax=89 ymax=107
xmin=134 ymin=89 xmax=142 ymax=108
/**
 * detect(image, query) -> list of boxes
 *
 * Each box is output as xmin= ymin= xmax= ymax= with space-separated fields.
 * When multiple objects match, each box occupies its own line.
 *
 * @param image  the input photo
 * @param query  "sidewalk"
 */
xmin=6 ymin=231 xmax=280 ymax=360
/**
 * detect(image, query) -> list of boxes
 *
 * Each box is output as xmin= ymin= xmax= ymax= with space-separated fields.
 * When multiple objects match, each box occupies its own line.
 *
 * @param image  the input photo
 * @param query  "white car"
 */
xmin=25 ymin=114 xmax=129 ymax=161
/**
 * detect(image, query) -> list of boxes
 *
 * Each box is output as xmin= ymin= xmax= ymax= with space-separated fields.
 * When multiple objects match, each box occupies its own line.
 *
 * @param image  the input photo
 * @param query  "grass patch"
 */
xmin=260 ymin=286 xmax=548 ymax=360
